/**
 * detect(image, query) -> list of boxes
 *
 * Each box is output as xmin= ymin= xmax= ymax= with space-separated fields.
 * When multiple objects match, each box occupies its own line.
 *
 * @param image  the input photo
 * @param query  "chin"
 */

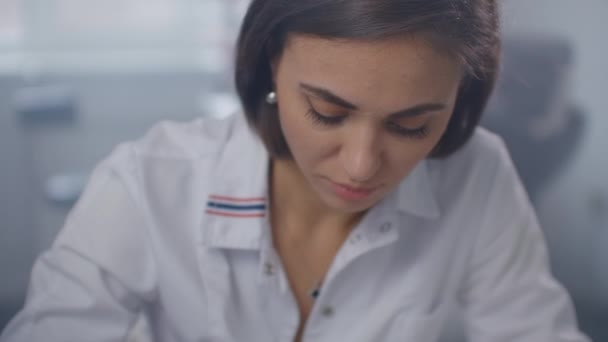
xmin=320 ymin=191 xmax=379 ymax=214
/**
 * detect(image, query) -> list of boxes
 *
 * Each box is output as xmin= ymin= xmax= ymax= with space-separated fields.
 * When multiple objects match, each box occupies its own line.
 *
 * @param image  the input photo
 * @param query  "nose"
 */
xmin=339 ymin=124 xmax=382 ymax=183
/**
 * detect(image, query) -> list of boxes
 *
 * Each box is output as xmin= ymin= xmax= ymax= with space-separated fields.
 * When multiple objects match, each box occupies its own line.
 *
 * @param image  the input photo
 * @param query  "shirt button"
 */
xmin=380 ymin=222 xmax=393 ymax=233
xmin=321 ymin=306 xmax=334 ymax=318
xmin=264 ymin=262 xmax=275 ymax=276
xmin=349 ymin=233 xmax=363 ymax=245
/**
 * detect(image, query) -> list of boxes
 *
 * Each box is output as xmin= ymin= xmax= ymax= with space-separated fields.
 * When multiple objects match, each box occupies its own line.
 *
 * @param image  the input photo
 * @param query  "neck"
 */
xmin=270 ymin=159 xmax=363 ymax=239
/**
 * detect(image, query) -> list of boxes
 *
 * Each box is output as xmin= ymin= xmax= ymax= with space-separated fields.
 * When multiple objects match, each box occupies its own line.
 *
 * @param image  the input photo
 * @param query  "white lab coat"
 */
xmin=1 ymin=113 xmax=589 ymax=342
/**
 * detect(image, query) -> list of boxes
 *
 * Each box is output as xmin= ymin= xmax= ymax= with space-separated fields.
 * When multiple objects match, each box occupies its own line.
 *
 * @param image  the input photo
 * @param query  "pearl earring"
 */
xmin=266 ymin=91 xmax=277 ymax=104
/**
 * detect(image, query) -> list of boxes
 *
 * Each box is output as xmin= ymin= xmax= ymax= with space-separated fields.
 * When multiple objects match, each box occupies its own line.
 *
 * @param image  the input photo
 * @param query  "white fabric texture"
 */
xmin=1 ymin=113 xmax=589 ymax=342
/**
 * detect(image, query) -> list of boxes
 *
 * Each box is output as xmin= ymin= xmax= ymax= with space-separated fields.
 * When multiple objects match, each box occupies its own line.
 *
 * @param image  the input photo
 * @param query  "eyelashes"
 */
xmin=305 ymin=108 xmax=345 ymax=126
xmin=386 ymin=121 xmax=430 ymax=139
xmin=305 ymin=107 xmax=430 ymax=139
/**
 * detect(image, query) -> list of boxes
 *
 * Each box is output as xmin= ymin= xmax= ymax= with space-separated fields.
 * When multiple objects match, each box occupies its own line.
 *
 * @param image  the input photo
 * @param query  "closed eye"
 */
xmin=305 ymin=107 xmax=346 ymax=126
xmin=385 ymin=121 xmax=429 ymax=139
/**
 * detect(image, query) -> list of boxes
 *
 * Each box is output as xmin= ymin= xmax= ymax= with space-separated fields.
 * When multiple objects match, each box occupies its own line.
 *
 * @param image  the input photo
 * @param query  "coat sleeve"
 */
xmin=459 ymin=142 xmax=590 ymax=342
xmin=0 ymin=144 xmax=157 ymax=342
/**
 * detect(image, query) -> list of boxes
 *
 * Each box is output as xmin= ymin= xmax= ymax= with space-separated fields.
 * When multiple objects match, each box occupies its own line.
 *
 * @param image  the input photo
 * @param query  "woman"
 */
xmin=1 ymin=0 xmax=589 ymax=341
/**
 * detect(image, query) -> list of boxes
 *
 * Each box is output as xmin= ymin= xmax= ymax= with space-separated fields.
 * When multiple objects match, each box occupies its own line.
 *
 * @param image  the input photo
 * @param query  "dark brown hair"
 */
xmin=235 ymin=0 xmax=501 ymax=158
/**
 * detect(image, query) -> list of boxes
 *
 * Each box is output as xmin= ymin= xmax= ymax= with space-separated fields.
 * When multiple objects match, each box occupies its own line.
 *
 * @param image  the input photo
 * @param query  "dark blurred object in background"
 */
xmin=14 ymin=85 xmax=78 ymax=126
xmin=482 ymin=36 xmax=585 ymax=202
xmin=480 ymin=35 xmax=607 ymax=342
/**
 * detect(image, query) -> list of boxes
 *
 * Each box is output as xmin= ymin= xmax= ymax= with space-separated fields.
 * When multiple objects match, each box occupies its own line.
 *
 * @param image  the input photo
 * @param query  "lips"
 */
xmin=333 ymin=182 xmax=375 ymax=194
xmin=326 ymin=179 xmax=377 ymax=201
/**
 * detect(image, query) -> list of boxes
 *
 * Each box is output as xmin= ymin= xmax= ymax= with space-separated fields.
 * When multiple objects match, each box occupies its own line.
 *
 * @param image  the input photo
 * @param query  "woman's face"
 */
xmin=273 ymin=35 xmax=463 ymax=213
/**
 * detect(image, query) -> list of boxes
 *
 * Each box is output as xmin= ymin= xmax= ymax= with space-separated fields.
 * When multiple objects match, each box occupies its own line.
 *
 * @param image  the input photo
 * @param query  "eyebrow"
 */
xmin=300 ymin=83 xmax=446 ymax=118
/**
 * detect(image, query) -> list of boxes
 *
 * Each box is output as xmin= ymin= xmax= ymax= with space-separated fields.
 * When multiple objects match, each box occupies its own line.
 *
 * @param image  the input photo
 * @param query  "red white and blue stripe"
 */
xmin=206 ymin=195 xmax=267 ymax=218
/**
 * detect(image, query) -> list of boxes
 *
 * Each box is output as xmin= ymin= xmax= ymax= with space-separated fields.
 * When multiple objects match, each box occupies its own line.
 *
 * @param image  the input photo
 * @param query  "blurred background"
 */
xmin=0 ymin=0 xmax=606 ymax=340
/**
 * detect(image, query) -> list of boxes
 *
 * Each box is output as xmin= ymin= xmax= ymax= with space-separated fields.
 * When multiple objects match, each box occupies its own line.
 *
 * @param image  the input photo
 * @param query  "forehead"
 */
xmin=280 ymin=35 xmax=463 ymax=110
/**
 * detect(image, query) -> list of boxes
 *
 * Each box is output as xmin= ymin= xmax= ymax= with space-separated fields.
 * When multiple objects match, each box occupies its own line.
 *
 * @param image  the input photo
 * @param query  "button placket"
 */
xmin=321 ymin=306 xmax=335 ymax=318
xmin=261 ymin=253 xmax=291 ymax=293
xmin=348 ymin=232 xmax=364 ymax=245
xmin=363 ymin=221 xmax=391 ymax=244
xmin=259 ymin=255 xmax=301 ymax=342
xmin=264 ymin=261 xmax=275 ymax=276
xmin=379 ymin=222 xmax=393 ymax=233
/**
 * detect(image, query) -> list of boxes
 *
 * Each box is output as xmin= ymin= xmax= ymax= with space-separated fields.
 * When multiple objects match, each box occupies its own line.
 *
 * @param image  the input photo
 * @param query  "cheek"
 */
xmin=277 ymin=91 xmax=308 ymax=151
xmin=382 ymin=126 xmax=447 ymax=181
xmin=276 ymin=88 xmax=341 ymax=165
xmin=417 ymin=110 xmax=454 ymax=154
xmin=281 ymin=118 xmax=311 ymax=158
xmin=384 ymin=147 xmax=426 ymax=180
xmin=278 ymin=105 xmax=332 ymax=168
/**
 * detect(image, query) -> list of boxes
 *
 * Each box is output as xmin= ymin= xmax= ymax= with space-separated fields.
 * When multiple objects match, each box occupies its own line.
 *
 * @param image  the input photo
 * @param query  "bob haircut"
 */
xmin=235 ymin=0 xmax=501 ymax=159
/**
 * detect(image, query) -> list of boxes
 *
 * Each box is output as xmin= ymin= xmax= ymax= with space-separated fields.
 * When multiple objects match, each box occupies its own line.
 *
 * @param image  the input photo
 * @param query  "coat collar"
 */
xmin=201 ymin=114 xmax=441 ymax=251
xmin=202 ymin=114 xmax=270 ymax=251
xmin=395 ymin=160 xmax=441 ymax=220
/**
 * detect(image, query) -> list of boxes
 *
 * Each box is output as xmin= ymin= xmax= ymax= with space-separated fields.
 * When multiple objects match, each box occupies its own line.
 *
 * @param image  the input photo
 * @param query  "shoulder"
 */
xmin=97 ymin=113 xmax=249 ymax=179
xmin=440 ymin=126 xmax=511 ymax=177
xmin=131 ymin=113 xmax=241 ymax=161
xmin=53 ymin=114 xmax=252 ymax=280
xmin=95 ymin=113 xmax=258 ymax=217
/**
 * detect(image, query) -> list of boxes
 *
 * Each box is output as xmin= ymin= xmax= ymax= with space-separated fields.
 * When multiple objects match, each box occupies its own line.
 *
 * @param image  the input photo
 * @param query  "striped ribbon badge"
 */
xmin=206 ymin=195 xmax=266 ymax=218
